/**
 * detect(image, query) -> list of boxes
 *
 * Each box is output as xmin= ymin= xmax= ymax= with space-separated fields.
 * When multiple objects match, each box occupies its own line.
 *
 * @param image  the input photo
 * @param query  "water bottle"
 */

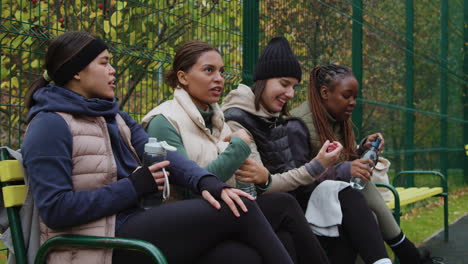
xmin=350 ymin=137 xmax=381 ymax=190
xmin=236 ymin=180 xmax=257 ymax=198
xmin=141 ymin=137 xmax=176 ymax=209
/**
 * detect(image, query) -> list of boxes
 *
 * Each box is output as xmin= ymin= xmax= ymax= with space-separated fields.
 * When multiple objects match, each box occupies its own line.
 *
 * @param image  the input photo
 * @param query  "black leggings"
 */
xmin=290 ymin=185 xmax=388 ymax=264
xmin=256 ymin=193 xmax=329 ymax=264
xmin=318 ymin=187 xmax=389 ymax=264
xmin=112 ymin=197 xmax=293 ymax=264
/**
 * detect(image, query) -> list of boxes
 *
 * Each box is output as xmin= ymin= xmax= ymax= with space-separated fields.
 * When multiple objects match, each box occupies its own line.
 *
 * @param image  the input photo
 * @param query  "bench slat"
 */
xmin=0 ymin=160 xmax=24 ymax=182
xmin=3 ymin=185 xmax=27 ymax=207
xmin=386 ymin=187 xmax=443 ymax=209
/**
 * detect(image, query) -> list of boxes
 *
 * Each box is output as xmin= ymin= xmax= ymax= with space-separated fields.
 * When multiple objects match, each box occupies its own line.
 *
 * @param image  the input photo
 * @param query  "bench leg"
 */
xmin=443 ymin=195 xmax=449 ymax=241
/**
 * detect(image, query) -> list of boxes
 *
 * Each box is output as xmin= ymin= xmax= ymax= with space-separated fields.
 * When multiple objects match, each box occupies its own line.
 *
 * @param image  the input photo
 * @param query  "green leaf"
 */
xmin=110 ymin=11 xmax=122 ymax=27
xmin=31 ymin=59 xmax=39 ymax=68
xmin=104 ymin=20 xmax=110 ymax=34
xmin=11 ymin=77 xmax=18 ymax=88
xmin=117 ymin=1 xmax=127 ymax=11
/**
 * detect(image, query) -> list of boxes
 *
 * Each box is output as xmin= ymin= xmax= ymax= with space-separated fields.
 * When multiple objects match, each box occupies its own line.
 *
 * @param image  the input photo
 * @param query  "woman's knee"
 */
xmin=338 ymin=187 xmax=366 ymax=205
xmin=197 ymin=241 xmax=262 ymax=264
xmin=262 ymin=192 xmax=297 ymax=205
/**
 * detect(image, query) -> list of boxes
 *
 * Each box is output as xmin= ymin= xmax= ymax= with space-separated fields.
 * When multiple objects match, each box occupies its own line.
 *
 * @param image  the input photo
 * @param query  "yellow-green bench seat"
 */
xmin=386 ymin=187 xmax=443 ymax=209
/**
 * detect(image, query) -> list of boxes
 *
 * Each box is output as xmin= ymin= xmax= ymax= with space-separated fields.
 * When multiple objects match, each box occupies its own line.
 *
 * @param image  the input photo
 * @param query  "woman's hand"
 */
xmin=148 ymin=161 xmax=170 ymax=191
xmin=201 ymin=188 xmax=255 ymax=217
xmin=364 ymin=133 xmax=385 ymax=154
xmin=235 ymin=159 xmax=269 ymax=185
xmin=350 ymin=159 xmax=374 ymax=181
xmin=315 ymin=140 xmax=343 ymax=167
xmin=224 ymin=129 xmax=251 ymax=145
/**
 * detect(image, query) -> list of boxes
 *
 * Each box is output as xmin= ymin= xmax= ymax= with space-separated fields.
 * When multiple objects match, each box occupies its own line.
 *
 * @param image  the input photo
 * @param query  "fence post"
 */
xmin=440 ymin=0 xmax=449 ymax=180
xmin=242 ymin=0 xmax=259 ymax=87
xmin=464 ymin=0 xmax=468 ymax=184
xmin=352 ymin=0 xmax=363 ymax=138
xmin=405 ymin=0 xmax=415 ymax=186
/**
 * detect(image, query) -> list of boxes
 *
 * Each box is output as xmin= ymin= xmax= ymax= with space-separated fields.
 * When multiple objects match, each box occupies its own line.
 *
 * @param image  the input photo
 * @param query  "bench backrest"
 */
xmin=0 ymin=149 xmax=28 ymax=264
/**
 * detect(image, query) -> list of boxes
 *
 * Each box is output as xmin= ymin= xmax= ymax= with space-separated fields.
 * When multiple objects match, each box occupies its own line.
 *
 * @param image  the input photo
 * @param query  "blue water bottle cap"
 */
xmin=372 ymin=138 xmax=382 ymax=149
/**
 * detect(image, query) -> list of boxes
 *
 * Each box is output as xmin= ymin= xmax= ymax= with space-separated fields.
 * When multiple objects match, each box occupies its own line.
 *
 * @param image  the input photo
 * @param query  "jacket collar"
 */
xmin=173 ymin=88 xmax=225 ymax=139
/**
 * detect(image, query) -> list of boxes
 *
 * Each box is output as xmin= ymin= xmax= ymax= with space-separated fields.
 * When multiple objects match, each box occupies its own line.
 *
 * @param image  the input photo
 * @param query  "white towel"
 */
xmin=305 ymin=180 xmax=350 ymax=237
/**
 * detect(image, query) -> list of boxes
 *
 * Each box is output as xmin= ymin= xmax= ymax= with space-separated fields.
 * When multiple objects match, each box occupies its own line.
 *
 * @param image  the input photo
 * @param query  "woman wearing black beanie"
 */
xmin=222 ymin=36 xmax=392 ymax=264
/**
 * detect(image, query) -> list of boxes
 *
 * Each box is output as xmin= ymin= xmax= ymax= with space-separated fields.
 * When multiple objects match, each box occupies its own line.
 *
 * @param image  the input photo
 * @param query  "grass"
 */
xmin=0 ymin=240 xmax=6 ymax=264
xmin=385 ymin=170 xmax=468 ymax=259
xmin=400 ymin=186 xmax=468 ymax=246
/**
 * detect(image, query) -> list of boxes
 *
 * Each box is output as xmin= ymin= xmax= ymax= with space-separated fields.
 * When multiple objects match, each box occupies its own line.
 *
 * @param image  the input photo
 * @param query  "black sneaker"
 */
xmin=419 ymin=249 xmax=445 ymax=264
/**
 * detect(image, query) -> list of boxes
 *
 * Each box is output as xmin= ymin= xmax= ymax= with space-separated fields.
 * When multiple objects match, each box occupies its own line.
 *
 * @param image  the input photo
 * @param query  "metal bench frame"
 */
xmin=375 ymin=170 xmax=449 ymax=241
xmin=0 ymin=149 xmax=168 ymax=264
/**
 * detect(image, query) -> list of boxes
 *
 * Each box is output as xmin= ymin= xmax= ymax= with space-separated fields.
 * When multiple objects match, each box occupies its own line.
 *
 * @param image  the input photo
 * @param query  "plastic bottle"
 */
xmin=350 ymin=137 xmax=381 ymax=190
xmin=141 ymin=137 xmax=176 ymax=209
xmin=236 ymin=180 xmax=257 ymax=198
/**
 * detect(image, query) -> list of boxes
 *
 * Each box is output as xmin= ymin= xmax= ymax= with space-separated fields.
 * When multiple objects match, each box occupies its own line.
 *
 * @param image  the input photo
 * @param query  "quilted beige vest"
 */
xmin=40 ymin=112 xmax=138 ymax=264
xmin=141 ymin=88 xmax=235 ymax=188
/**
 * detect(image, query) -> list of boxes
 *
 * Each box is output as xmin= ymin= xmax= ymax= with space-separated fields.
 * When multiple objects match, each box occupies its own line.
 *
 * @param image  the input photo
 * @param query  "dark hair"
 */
xmin=308 ymin=64 xmax=357 ymax=160
xmin=252 ymin=79 xmax=290 ymax=116
xmin=25 ymin=31 xmax=97 ymax=109
xmin=164 ymin=40 xmax=220 ymax=88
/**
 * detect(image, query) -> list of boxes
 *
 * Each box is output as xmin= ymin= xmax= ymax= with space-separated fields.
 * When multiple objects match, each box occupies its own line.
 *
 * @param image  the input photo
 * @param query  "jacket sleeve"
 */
xmin=226 ymin=120 xmax=326 ymax=193
xmin=22 ymin=112 xmax=140 ymax=229
xmin=165 ymin=150 xmax=216 ymax=193
xmin=147 ymin=115 xmax=251 ymax=183
xmin=314 ymin=161 xmax=352 ymax=184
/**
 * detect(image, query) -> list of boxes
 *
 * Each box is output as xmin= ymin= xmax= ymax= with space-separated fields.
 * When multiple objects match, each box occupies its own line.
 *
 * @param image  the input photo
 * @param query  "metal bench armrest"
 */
xmin=35 ymin=235 xmax=168 ymax=264
xmin=375 ymin=183 xmax=401 ymax=224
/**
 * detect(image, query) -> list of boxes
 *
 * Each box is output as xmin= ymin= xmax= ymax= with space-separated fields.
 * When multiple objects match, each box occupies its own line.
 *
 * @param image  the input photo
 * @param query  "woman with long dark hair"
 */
xmin=291 ymin=64 xmax=430 ymax=264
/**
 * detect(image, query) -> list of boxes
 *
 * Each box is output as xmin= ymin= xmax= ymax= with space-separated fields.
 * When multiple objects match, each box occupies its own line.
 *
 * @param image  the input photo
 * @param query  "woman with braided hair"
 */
xmin=291 ymin=64 xmax=432 ymax=264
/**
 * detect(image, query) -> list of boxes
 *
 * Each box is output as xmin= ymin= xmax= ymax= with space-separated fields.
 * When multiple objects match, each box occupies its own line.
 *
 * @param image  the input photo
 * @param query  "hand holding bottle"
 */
xmin=350 ymin=137 xmax=381 ymax=190
xmin=235 ymin=159 xmax=269 ymax=185
xmin=148 ymin=161 xmax=170 ymax=191
xmin=141 ymin=137 xmax=176 ymax=208
xmin=364 ymin=133 xmax=385 ymax=154
xmin=350 ymin=159 xmax=374 ymax=181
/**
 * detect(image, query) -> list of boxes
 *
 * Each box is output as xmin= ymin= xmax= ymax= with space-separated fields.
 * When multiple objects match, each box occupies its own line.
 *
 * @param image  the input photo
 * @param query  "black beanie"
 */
xmin=253 ymin=36 xmax=302 ymax=82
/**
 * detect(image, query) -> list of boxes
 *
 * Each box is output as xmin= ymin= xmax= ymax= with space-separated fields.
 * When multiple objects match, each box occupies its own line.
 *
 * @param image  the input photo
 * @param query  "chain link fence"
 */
xmin=1 ymin=0 xmax=467 ymax=184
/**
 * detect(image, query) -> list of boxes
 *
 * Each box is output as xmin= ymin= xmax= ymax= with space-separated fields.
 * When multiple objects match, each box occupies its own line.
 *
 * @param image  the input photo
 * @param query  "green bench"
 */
xmin=375 ymin=170 xmax=449 ymax=241
xmin=0 ymin=149 xmax=168 ymax=264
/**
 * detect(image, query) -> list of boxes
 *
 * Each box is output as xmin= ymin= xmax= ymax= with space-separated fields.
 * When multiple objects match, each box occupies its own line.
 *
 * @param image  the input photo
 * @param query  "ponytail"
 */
xmin=164 ymin=69 xmax=179 ymax=88
xmin=25 ymin=74 xmax=51 ymax=109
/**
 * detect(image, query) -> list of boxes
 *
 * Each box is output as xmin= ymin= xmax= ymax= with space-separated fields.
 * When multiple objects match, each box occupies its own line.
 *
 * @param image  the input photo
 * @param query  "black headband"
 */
xmin=52 ymin=38 xmax=108 ymax=86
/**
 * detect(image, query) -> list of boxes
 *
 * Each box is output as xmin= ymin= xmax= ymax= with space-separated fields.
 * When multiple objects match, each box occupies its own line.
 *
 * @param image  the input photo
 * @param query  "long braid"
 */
xmin=307 ymin=64 xmax=357 ymax=160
